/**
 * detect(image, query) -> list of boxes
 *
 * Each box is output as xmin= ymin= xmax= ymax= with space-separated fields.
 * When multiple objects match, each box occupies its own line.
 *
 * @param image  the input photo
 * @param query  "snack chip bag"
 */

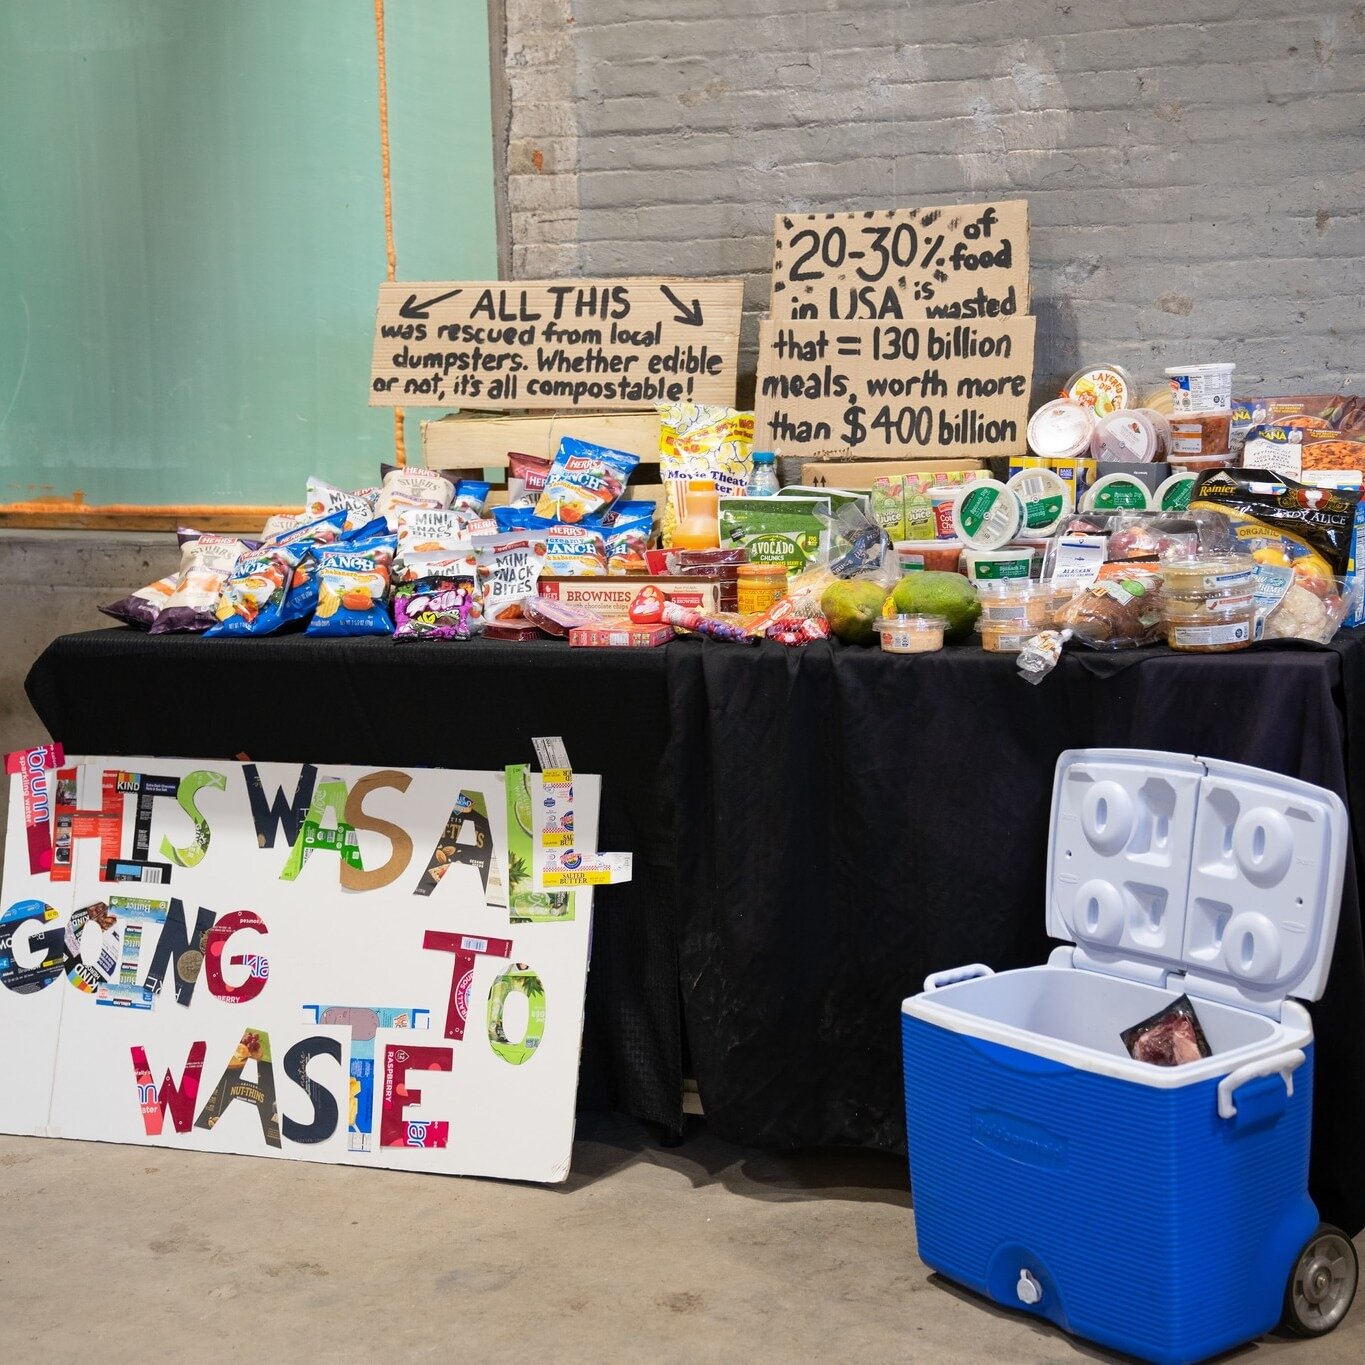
xmin=600 ymin=506 xmax=655 ymax=573
xmin=305 ymin=541 xmax=395 ymax=637
xmin=261 ymin=512 xmax=308 ymax=540
xmin=260 ymin=511 xmax=348 ymax=628
xmin=392 ymin=575 xmax=482 ymax=641
xmin=452 ymin=479 xmax=491 ymax=524
xmin=542 ymin=525 xmax=609 ymax=577
xmin=475 ymin=534 xmax=547 ymax=623
xmin=100 ymin=574 xmax=179 ymax=630
xmin=149 ymin=533 xmax=253 ymax=635
xmin=533 ymin=437 xmax=638 ymax=524
xmin=658 ymin=402 xmax=755 ymax=546
xmin=508 ymin=451 xmax=552 ymax=507
xmin=493 ymin=504 xmax=551 ymax=534
xmin=376 ymin=466 xmax=455 ymax=529
xmin=206 ymin=545 xmax=301 ymax=637
xmin=393 ymin=509 xmax=475 ymax=584
xmin=305 ymin=477 xmax=381 ymax=535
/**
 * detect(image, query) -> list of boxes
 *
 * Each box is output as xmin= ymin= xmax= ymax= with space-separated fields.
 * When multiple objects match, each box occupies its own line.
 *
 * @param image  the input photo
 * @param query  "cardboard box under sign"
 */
xmin=793 ymin=458 xmax=985 ymax=490
xmin=421 ymin=411 xmax=662 ymax=472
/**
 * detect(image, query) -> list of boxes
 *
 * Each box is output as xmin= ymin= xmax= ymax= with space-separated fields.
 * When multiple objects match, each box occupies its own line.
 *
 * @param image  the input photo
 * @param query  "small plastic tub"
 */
xmin=1006 ymin=467 xmax=1072 ymax=535
xmin=928 ymin=487 xmax=960 ymax=538
xmin=877 ymin=614 xmax=947 ymax=654
xmin=1169 ymin=412 xmax=1232 ymax=456
xmin=1028 ymin=399 xmax=1097 ymax=459
xmin=1165 ymin=363 xmax=1235 ymax=414
xmin=1064 ymin=363 xmax=1137 ymax=418
xmin=1080 ymin=472 xmax=1153 ymax=512
xmin=1162 ymin=592 xmax=1255 ymax=652
xmin=980 ymin=620 xmax=1035 ymax=653
xmin=1091 ymin=409 xmax=1160 ymax=463
xmin=953 ymin=479 xmax=1022 ymax=551
xmin=1154 ymin=470 xmax=1198 ymax=511
xmin=963 ymin=547 xmax=1036 ymax=583
xmin=976 ymin=581 xmax=1053 ymax=628
xmin=895 ymin=539 xmax=964 ymax=574
xmin=1161 ymin=555 xmax=1257 ymax=596
xmin=1137 ymin=408 xmax=1172 ymax=459
xmin=1169 ymin=451 xmax=1232 ymax=475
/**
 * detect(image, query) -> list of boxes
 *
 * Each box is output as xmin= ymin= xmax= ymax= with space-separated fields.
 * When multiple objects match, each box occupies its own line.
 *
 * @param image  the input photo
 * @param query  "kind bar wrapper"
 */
xmin=718 ymin=495 xmax=830 ymax=574
xmin=658 ymin=402 xmax=754 ymax=546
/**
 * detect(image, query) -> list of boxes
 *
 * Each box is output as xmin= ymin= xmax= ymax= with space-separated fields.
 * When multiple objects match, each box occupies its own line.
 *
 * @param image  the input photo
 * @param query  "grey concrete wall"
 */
xmin=504 ymin=0 xmax=1365 ymax=402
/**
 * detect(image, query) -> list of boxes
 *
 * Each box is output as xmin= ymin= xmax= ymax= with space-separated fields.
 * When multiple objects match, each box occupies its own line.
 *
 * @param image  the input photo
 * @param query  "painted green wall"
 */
xmin=0 ymin=1 xmax=497 ymax=506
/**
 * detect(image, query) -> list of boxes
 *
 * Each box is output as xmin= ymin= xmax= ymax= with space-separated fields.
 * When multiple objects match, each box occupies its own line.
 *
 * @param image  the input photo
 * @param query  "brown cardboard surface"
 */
xmin=372 ymin=279 xmax=743 ymax=411
xmin=770 ymin=200 xmax=1029 ymax=321
xmin=421 ymin=411 xmax=663 ymax=469
xmin=755 ymin=317 xmax=1035 ymax=461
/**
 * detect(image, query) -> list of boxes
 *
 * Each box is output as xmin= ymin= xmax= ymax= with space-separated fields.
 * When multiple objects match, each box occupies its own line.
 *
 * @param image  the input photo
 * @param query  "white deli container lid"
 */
xmin=1080 ymin=472 xmax=1152 ymax=513
xmin=951 ymin=478 xmax=1022 ymax=550
xmin=1047 ymin=748 xmax=1347 ymax=1015
xmin=1006 ymin=467 xmax=1072 ymax=536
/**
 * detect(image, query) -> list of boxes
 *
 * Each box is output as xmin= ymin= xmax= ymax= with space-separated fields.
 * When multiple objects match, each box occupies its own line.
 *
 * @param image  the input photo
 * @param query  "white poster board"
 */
xmin=0 ymin=757 xmax=599 ymax=1184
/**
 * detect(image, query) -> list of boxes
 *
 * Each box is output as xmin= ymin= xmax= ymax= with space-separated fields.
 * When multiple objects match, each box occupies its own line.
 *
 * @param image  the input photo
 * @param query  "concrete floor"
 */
xmin=1 ymin=1115 xmax=1362 ymax=1364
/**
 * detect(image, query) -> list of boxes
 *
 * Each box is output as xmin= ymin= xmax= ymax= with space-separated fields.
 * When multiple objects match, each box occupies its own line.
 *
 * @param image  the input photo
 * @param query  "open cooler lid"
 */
xmin=1047 ymin=749 xmax=1347 ymax=1016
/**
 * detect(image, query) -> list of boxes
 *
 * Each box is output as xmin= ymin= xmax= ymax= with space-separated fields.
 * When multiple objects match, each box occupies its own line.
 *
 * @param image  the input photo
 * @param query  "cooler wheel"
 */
xmin=1281 ymin=1224 xmax=1358 ymax=1337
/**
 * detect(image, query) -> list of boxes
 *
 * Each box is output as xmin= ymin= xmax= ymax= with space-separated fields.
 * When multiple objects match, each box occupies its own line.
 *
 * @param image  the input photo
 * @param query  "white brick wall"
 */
xmin=503 ymin=0 xmax=1365 ymax=401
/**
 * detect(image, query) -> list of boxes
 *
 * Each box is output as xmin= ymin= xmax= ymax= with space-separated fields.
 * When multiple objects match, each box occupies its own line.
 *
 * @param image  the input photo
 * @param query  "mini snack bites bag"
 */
xmin=475 ymin=534 xmax=547 ymax=623
xmin=658 ymin=402 xmax=754 ymax=546
xmin=534 ymin=437 xmax=638 ymax=524
xmin=306 ymin=541 xmax=395 ymax=637
xmin=206 ymin=546 xmax=301 ymax=637
xmin=305 ymin=477 xmax=381 ymax=535
xmin=149 ymin=533 xmax=252 ymax=635
xmin=100 ymin=575 xmax=178 ymax=629
xmin=392 ymin=575 xmax=482 ymax=641
xmin=376 ymin=466 xmax=455 ymax=529
xmin=393 ymin=509 xmax=475 ymax=584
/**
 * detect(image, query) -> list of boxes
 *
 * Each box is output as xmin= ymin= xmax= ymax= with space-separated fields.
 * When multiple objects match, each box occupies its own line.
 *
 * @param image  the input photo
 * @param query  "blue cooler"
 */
xmin=902 ymin=749 xmax=1358 ymax=1364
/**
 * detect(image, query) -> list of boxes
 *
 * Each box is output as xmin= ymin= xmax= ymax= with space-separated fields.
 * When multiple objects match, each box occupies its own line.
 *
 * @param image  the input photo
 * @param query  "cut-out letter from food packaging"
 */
xmin=414 ymin=788 xmax=505 ymax=905
xmin=487 ymin=966 xmax=547 ymax=1066
xmin=95 ymin=896 xmax=168 ymax=1010
xmin=51 ymin=768 xmax=123 ymax=884
xmin=342 ymin=770 xmax=413 ymax=892
xmin=244 ymin=763 xmax=318 ymax=848
xmin=379 ymin=1044 xmax=451 ymax=1149
xmin=301 ymin=1003 xmax=430 ymax=1153
xmin=143 ymin=899 xmax=215 ymax=1007
xmin=506 ymin=763 xmax=575 ymax=923
xmin=282 ymin=1037 xmax=343 ymax=1145
xmin=0 ymin=900 xmax=66 ymax=995
xmin=279 ymin=779 xmax=362 ymax=881
xmin=203 ymin=911 xmax=269 ymax=1003
xmin=529 ymin=738 xmax=633 ymax=894
xmin=194 ymin=1027 xmax=281 ymax=1148
xmin=63 ymin=901 xmax=120 ymax=994
xmin=131 ymin=1040 xmax=207 ymax=1136
xmin=159 ymin=770 xmax=226 ymax=869
xmin=421 ymin=931 xmax=512 ymax=1041
xmin=4 ymin=743 xmax=64 ymax=875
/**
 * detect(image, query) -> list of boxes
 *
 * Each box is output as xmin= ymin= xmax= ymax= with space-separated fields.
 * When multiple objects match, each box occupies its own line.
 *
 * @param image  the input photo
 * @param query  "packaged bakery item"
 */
xmin=149 ymin=533 xmax=253 ymax=635
xmin=1054 ymin=564 xmax=1165 ymax=649
xmin=393 ymin=509 xmax=475 ymax=583
xmin=534 ymin=437 xmax=639 ymax=524
xmin=1063 ymin=363 xmax=1136 ymax=419
xmin=305 ymin=540 xmax=395 ymax=637
xmin=1122 ymin=994 xmax=1212 ymax=1067
xmin=101 ymin=574 xmax=179 ymax=629
xmin=305 ymin=477 xmax=382 ymax=535
xmin=206 ymin=545 xmax=302 ymax=637
xmin=475 ymin=534 xmax=548 ymax=623
xmin=657 ymin=402 xmax=754 ymax=545
xmin=392 ymin=575 xmax=482 ymax=641
xmin=375 ymin=466 xmax=455 ymax=529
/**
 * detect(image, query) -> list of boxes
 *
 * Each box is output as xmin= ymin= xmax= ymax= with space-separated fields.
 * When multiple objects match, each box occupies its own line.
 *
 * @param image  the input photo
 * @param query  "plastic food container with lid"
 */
xmin=979 ymin=620 xmax=1035 ymax=653
xmin=1166 ymin=362 xmax=1235 ymax=414
xmin=1138 ymin=408 xmax=1172 ymax=459
xmin=1028 ymin=399 xmax=1097 ymax=459
xmin=1154 ymin=470 xmax=1198 ymax=511
xmin=1090 ymin=409 xmax=1160 ymax=463
xmin=1163 ymin=592 xmax=1256 ymax=652
xmin=896 ymin=539 xmax=964 ymax=574
xmin=1168 ymin=451 xmax=1231 ymax=475
xmin=1063 ymin=363 xmax=1137 ymax=418
xmin=1170 ymin=411 xmax=1232 ymax=457
xmin=953 ymin=479 xmax=1022 ymax=551
xmin=1080 ymin=472 xmax=1152 ymax=513
xmin=963 ymin=547 xmax=1035 ymax=583
xmin=928 ymin=487 xmax=961 ymax=538
xmin=976 ymin=581 xmax=1053 ymax=628
xmin=1161 ymin=555 xmax=1257 ymax=597
xmin=877 ymin=613 xmax=947 ymax=654
xmin=1006 ymin=467 xmax=1072 ymax=535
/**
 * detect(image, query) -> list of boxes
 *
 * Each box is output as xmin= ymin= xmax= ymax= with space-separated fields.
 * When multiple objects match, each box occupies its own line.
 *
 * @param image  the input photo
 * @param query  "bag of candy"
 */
xmin=475 ymin=534 xmax=547 ymax=623
xmin=206 ymin=545 xmax=302 ymax=637
xmin=534 ymin=437 xmax=638 ymax=524
xmin=305 ymin=477 xmax=381 ymax=535
xmin=392 ymin=575 xmax=482 ymax=641
xmin=305 ymin=540 xmax=396 ymax=637
xmin=393 ymin=509 xmax=475 ymax=583
xmin=149 ymin=532 xmax=254 ymax=635
xmin=375 ymin=466 xmax=454 ymax=529
xmin=100 ymin=574 xmax=179 ymax=629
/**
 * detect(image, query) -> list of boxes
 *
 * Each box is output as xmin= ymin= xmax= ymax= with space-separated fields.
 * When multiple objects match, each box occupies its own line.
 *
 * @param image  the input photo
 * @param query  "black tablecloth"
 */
xmin=25 ymin=627 xmax=1365 ymax=1234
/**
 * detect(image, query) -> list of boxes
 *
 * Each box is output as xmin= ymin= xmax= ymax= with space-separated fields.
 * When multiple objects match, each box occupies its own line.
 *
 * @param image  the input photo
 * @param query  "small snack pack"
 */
xmin=452 ymin=479 xmax=491 ymax=524
xmin=261 ymin=512 xmax=309 ymax=540
xmin=542 ymin=525 xmax=608 ymax=577
xmin=207 ymin=545 xmax=301 ymax=637
xmin=101 ymin=574 xmax=178 ymax=629
xmin=305 ymin=477 xmax=381 ymax=535
xmin=306 ymin=541 xmax=395 ymax=637
xmin=507 ymin=452 xmax=553 ymax=507
xmin=375 ymin=466 xmax=455 ymax=529
xmin=149 ymin=533 xmax=253 ymax=635
xmin=393 ymin=509 xmax=475 ymax=584
xmin=475 ymin=534 xmax=547 ymax=624
xmin=534 ymin=437 xmax=638 ymax=524
xmin=392 ymin=575 xmax=482 ymax=641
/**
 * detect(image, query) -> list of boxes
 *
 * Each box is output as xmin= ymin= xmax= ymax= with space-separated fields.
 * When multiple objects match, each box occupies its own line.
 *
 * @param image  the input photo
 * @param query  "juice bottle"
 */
xmin=673 ymin=479 xmax=720 ymax=549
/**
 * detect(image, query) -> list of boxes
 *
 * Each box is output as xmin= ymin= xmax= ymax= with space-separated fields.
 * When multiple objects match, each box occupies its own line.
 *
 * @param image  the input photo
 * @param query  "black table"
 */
xmin=26 ymin=627 xmax=1365 ymax=1235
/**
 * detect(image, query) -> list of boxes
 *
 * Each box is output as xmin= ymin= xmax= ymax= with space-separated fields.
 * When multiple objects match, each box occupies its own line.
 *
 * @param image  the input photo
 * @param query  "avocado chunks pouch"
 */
xmin=717 ymin=495 xmax=831 ymax=574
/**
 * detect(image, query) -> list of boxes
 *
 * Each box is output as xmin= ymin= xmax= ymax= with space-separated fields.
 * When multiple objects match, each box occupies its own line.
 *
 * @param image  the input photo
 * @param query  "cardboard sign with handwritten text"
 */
xmin=370 ymin=279 xmax=743 ymax=411
xmin=771 ymin=201 xmax=1029 ymax=322
xmin=754 ymin=317 xmax=1035 ymax=461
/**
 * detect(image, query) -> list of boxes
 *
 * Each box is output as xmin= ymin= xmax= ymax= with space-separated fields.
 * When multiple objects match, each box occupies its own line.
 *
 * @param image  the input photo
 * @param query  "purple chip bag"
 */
xmin=1120 ymin=993 xmax=1213 ymax=1067
xmin=149 ymin=534 xmax=252 ymax=635
xmin=100 ymin=574 xmax=178 ymax=629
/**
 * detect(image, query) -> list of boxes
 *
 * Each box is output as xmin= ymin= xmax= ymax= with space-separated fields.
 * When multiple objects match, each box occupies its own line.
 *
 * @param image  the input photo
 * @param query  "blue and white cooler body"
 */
xmin=901 ymin=749 xmax=1347 ymax=1365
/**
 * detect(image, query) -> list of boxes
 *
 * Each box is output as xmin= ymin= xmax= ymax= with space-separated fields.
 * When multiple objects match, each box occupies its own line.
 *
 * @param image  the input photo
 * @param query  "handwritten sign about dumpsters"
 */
xmin=370 ymin=279 xmax=744 ymax=411
xmin=754 ymin=317 xmax=1036 ymax=461
xmin=771 ymin=201 xmax=1029 ymax=321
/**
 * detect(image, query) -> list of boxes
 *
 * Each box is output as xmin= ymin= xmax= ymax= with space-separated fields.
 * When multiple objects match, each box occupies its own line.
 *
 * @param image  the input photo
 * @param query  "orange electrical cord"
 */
xmin=374 ymin=0 xmax=406 ymax=466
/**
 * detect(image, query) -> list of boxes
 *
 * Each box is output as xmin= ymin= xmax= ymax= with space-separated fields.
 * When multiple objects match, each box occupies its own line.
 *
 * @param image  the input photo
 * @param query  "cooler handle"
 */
xmin=923 ymin=963 xmax=994 ymax=993
xmin=1217 ymin=1050 xmax=1305 ymax=1120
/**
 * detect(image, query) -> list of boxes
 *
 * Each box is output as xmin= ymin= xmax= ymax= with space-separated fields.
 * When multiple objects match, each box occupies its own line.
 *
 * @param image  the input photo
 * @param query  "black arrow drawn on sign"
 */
xmin=399 ymin=288 xmax=463 ymax=320
xmin=660 ymin=284 xmax=703 ymax=327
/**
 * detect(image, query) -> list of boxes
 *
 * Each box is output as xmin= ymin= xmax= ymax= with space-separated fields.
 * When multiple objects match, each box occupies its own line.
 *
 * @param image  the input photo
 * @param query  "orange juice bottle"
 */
xmin=673 ymin=479 xmax=720 ymax=549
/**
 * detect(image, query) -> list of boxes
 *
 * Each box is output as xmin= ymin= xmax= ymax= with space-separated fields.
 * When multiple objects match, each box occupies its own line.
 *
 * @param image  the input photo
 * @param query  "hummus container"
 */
xmin=1027 ymin=399 xmax=1097 ymax=459
xmin=1155 ymin=470 xmax=1198 ymax=511
xmin=1170 ymin=412 xmax=1232 ymax=456
xmin=980 ymin=620 xmax=1034 ymax=653
xmin=976 ymin=581 xmax=1053 ymax=628
xmin=1080 ymin=472 xmax=1152 ymax=513
xmin=1006 ymin=467 xmax=1071 ymax=535
xmin=1161 ymin=555 xmax=1257 ymax=597
xmin=1162 ymin=593 xmax=1255 ymax=652
xmin=877 ymin=613 xmax=947 ymax=654
xmin=1166 ymin=362 xmax=1235 ymax=414
xmin=895 ymin=539 xmax=964 ymax=574
xmin=953 ymin=479 xmax=1022 ymax=551
xmin=1064 ymin=363 xmax=1137 ymax=418
xmin=963 ymin=547 xmax=1036 ymax=583
xmin=1091 ymin=409 xmax=1160 ymax=463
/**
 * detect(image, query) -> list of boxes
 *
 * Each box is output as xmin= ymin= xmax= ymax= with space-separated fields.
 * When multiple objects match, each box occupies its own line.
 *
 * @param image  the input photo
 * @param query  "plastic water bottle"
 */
xmin=747 ymin=449 xmax=779 ymax=497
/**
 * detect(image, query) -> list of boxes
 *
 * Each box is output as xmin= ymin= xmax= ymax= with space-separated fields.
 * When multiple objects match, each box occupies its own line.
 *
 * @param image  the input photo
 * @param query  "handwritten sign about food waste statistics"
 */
xmin=771 ymin=200 xmax=1030 ymax=321
xmin=370 ymin=278 xmax=744 ymax=411
xmin=0 ymin=749 xmax=628 ymax=1184
xmin=754 ymin=317 xmax=1036 ymax=461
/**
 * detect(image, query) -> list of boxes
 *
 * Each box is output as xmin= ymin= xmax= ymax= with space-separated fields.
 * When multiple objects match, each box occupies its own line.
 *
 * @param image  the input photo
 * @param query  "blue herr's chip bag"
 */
xmin=534 ymin=437 xmax=638 ymax=524
xmin=305 ymin=540 xmax=396 ymax=637
xmin=262 ymin=510 xmax=349 ymax=628
xmin=206 ymin=545 xmax=303 ymax=637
